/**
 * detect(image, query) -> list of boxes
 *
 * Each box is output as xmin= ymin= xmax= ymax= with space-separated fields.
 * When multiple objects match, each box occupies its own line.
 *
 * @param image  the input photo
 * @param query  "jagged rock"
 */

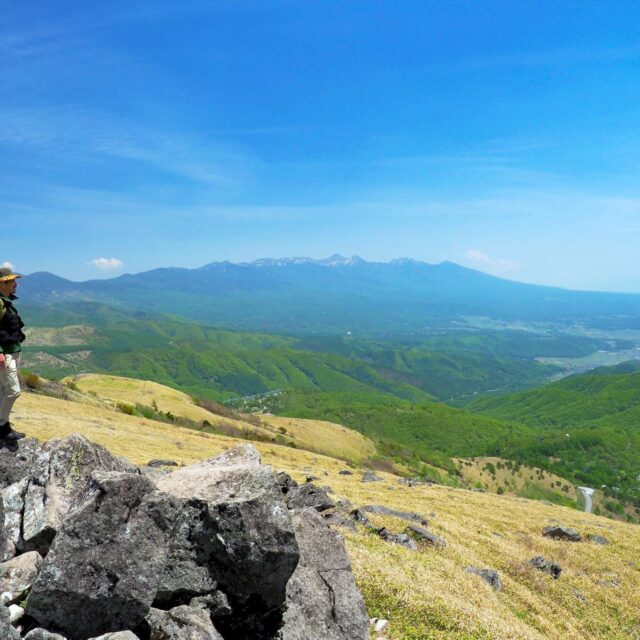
xmin=378 ymin=528 xmax=418 ymax=551
xmin=1 ymin=478 xmax=28 ymax=561
xmin=154 ymin=445 xmax=299 ymax=638
xmin=542 ymin=525 xmax=581 ymax=542
xmin=405 ymin=524 xmax=446 ymax=548
xmin=24 ymin=630 xmax=68 ymax=640
xmin=530 ymin=556 xmax=562 ymax=579
xmin=22 ymin=435 xmax=135 ymax=554
xmin=26 ymin=471 xmax=180 ymax=640
xmin=89 ymin=633 xmax=140 ymax=640
xmin=465 ymin=567 xmax=502 ymax=591
xmin=362 ymin=472 xmax=383 ymax=483
xmin=587 ymin=534 xmax=610 ymax=545
xmin=361 ymin=504 xmax=428 ymax=526
xmin=148 ymin=459 xmax=178 ymax=468
xmin=287 ymin=483 xmax=334 ymax=512
xmin=275 ymin=471 xmax=298 ymax=496
xmin=338 ymin=470 xmax=353 ymax=476
xmin=145 ymin=605 xmax=224 ymax=639
xmin=0 ymin=438 xmax=41 ymax=489
xmin=0 ymin=601 xmax=20 ymax=640
xmin=278 ymin=508 xmax=369 ymax=640
xmin=305 ymin=475 xmax=320 ymax=482
xmin=0 ymin=550 xmax=43 ymax=602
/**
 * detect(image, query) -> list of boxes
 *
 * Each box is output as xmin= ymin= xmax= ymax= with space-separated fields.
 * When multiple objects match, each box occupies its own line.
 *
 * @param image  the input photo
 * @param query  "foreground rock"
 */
xmin=278 ymin=508 xmax=369 ymax=640
xmin=26 ymin=472 xmax=180 ymax=639
xmin=154 ymin=445 xmax=299 ymax=638
xmin=0 ymin=438 xmax=367 ymax=640
xmin=543 ymin=525 xmax=581 ymax=542
xmin=22 ymin=435 xmax=134 ymax=554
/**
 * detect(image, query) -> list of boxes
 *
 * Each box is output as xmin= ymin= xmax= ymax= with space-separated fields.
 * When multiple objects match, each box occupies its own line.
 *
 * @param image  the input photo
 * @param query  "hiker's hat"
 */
xmin=0 ymin=267 xmax=23 ymax=281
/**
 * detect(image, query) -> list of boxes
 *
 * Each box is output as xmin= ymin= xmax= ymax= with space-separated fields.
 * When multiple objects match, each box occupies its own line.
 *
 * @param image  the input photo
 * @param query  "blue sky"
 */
xmin=2 ymin=1 xmax=640 ymax=291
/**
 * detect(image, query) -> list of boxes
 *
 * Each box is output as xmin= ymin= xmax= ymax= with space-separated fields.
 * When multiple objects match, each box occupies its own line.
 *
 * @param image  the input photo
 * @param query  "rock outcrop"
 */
xmin=277 ymin=509 xmax=368 ymax=640
xmin=0 ymin=435 xmax=367 ymax=639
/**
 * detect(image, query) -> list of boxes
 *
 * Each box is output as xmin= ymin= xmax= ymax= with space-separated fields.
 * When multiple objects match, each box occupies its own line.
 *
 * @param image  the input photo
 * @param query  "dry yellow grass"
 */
xmin=64 ymin=374 xmax=375 ymax=462
xmin=11 ymin=391 xmax=640 ymax=640
xmin=456 ymin=456 xmax=579 ymax=500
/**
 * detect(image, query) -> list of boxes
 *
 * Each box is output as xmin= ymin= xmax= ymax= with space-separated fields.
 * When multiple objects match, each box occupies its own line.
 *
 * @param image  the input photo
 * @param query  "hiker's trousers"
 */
xmin=0 ymin=353 xmax=21 ymax=424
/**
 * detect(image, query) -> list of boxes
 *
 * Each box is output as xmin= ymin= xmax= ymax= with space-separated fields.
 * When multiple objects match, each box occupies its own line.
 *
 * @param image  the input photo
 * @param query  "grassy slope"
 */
xmin=11 ymin=390 xmax=640 ymax=640
xmin=64 ymin=373 xmax=376 ymax=463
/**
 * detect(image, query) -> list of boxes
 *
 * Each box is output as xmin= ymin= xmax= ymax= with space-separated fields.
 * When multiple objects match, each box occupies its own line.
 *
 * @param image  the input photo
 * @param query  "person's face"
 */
xmin=0 ymin=278 xmax=18 ymax=297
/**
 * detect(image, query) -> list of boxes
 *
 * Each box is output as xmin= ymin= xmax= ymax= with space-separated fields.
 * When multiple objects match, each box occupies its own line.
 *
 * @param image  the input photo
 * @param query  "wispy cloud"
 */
xmin=464 ymin=250 xmax=518 ymax=274
xmin=90 ymin=258 xmax=124 ymax=271
xmin=1 ymin=261 xmax=14 ymax=270
xmin=0 ymin=106 xmax=255 ymax=188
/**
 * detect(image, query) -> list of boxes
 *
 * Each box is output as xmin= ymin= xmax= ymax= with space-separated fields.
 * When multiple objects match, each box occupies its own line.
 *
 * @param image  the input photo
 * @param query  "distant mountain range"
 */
xmin=19 ymin=256 xmax=640 ymax=334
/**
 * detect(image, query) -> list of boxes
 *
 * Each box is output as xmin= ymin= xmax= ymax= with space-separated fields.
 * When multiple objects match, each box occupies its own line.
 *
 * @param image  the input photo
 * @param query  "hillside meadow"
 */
xmin=9 ymin=387 xmax=640 ymax=640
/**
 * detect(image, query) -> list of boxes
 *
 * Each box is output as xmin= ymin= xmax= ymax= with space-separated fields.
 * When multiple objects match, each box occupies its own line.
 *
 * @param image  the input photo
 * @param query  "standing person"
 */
xmin=0 ymin=267 xmax=26 ymax=440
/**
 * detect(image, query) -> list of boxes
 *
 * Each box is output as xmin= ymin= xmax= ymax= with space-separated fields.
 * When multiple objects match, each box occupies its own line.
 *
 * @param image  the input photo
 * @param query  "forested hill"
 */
xmin=469 ymin=366 xmax=640 ymax=505
xmin=19 ymin=256 xmax=640 ymax=334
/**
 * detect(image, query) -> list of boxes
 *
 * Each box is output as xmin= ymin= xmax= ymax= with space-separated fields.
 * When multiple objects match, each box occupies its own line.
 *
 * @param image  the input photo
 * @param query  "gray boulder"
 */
xmin=361 ymin=504 xmax=428 ymax=526
xmin=287 ymin=483 xmax=334 ymax=512
xmin=542 ymin=525 xmax=581 ymax=542
xmin=0 ymin=550 xmax=43 ymax=602
xmin=146 ymin=605 xmax=224 ymax=639
xmin=465 ymin=567 xmax=502 ymax=591
xmin=405 ymin=524 xmax=446 ymax=548
xmin=22 ymin=435 xmax=134 ymax=554
xmin=278 ymin=508 xmax=368 ymax=640
xmin=154 ymin=445 xmax=299 ymax=638
xmin=361 ymin=472 xmax=383 ymax=483
xmin=378 ymin=528 xmax=418 ymax=551
xmin=587 ymin=533 xmax=610 ymax=545
xmin=26 ymin=471 xmax=180 ymax=639
xmin=530 ymin=556 xmax=562 ymax=579
xmin=0 ymin=438 xmax=41 ymax=489
xmin=1 ymin=478 xmax=28 ymax=561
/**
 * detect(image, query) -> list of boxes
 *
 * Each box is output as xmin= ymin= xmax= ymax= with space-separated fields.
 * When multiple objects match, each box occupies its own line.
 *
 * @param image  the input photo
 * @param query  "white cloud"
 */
xmin=90 ymin=258 xmax=123 ymax=271
xmin=465 ymin=250 xmax=490 ymax=264
xmin=1 ymin=261 xmax=14 ymax=269
xmin=465 ymin=250 xmax=517 ymax=274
